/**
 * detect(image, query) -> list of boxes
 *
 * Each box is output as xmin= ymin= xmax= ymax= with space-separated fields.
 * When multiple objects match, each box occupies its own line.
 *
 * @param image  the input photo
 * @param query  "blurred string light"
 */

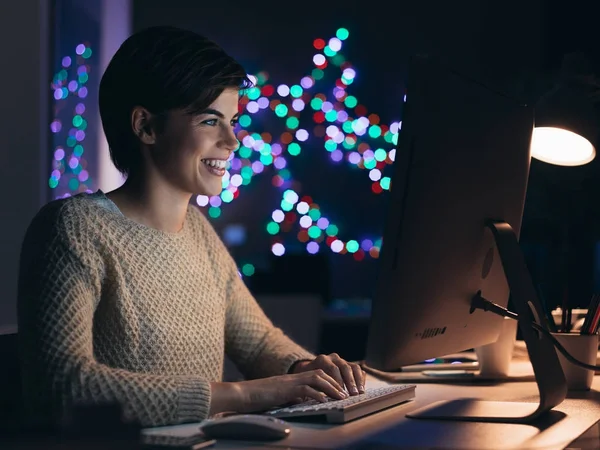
xmin=197 ymin=27 xmax=403 ymax=270
xmin=49 ymin=43 xmax=94 ymax=198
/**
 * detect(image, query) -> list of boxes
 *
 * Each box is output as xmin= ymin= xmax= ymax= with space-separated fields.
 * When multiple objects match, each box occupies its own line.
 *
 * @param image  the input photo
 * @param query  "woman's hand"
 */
xmin=290 ymin=353 xmax=367 ymax=395
xmin=210 ymin=370 xmax=349 ymax=416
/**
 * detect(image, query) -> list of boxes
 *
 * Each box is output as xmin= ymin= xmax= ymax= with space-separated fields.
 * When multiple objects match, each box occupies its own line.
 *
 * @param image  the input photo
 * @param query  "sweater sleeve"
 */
xmin=200 ymin=208 xmax=317 ymax=380
xmin=17 ymin=206 xmax=211 ymax=427
xmin=223 ymin=268 xmax=316 ymax=379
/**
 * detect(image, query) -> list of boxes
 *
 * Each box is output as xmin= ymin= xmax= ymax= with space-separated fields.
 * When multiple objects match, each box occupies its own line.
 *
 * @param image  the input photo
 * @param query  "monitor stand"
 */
xmin=406 ymin=220 xmax=568 ymax=423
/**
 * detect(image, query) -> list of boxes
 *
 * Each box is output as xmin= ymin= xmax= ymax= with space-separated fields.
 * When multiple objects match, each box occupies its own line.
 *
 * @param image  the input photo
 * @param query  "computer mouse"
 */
xmin=200 ymin=414 xmax=291 ymax=441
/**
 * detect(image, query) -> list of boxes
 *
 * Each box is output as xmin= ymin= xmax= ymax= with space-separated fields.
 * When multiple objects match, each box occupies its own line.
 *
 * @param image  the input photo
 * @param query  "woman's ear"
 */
xmin=131 ymin=106 xmax=156 ymax=145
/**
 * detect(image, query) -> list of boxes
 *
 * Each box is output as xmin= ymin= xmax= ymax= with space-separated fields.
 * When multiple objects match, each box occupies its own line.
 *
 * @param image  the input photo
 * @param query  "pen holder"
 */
xmin=550 ymin=332 xmax=598 ymax=390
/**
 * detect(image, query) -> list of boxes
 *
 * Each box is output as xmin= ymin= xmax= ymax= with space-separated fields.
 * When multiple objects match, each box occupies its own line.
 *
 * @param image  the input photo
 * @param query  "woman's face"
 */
xmin=146 ymin=88 xmax=240 ymax=197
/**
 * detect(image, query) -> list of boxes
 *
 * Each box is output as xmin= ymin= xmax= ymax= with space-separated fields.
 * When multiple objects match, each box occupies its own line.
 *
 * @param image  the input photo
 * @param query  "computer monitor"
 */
xmin=365 ymin=55 xmax=567 ymax=422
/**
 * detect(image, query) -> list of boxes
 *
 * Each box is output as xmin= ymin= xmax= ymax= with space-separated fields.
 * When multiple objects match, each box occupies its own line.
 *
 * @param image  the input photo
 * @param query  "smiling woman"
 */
xmin=17 ymin=25 xmax=365 ymax=428
xmin=122 ymin=91 xmax=241 ymax=200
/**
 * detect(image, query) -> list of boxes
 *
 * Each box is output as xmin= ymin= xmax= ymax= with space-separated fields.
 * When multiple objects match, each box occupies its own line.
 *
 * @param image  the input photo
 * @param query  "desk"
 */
xmin=144 ymin=371 xmax=600 ymax=450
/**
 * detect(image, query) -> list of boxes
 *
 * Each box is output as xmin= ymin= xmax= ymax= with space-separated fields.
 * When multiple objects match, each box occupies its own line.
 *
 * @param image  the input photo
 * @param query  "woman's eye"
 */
xmin=231 ymin=119 xmax=239 ymax=127
xmin=202 ymin=119 xmax=218 ymax=126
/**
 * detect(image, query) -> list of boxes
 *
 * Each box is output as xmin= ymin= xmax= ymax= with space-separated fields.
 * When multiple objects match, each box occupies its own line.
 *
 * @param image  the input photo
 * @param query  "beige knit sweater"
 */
xmin=17 ymin=191 xmax=314 ymax=427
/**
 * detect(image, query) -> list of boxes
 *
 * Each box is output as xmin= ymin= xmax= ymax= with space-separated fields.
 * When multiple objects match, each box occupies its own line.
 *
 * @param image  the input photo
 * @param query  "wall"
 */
xmin=0 ymin=0 xmax=131 ymax=333
xmin=0 ymin=0 xmax=50 ymax=333
xmin=97 ymin=0 xmax=129 ymax=192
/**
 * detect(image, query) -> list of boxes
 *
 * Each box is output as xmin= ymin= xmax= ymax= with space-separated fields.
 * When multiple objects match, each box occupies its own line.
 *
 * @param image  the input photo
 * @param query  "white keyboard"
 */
xmin=263 ymin=384 xmax=416 ymax=423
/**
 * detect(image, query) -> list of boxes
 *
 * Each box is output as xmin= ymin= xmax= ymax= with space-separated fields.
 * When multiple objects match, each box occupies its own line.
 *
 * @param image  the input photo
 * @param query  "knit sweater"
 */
xmin=17 ymin=191 xmax=314 ymax=427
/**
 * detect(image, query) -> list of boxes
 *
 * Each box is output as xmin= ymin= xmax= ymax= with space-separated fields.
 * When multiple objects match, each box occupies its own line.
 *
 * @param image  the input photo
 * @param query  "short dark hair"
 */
xmin=99 ymin=26 xmax=252 ymax=176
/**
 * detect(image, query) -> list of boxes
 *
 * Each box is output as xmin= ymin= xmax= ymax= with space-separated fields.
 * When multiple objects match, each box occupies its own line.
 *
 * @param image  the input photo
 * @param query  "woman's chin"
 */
xmin=195 ymin=183 xmax=223 ymax=198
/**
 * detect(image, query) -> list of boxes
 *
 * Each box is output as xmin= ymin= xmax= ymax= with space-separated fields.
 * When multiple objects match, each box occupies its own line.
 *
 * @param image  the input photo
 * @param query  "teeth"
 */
xmin=202 ymin=159 xmax=226 ymax=170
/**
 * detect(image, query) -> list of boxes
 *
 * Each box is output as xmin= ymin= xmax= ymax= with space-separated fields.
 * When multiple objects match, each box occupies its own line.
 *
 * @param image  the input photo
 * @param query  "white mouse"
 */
xmin=200 ymin=414 xmax=291 ymax=441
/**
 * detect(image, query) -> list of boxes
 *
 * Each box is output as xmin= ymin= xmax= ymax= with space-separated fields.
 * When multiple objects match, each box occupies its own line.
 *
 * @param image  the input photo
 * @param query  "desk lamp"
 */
xmin=532 ymin=53 xmax=598 ymax=166
xmin=531 ymin=56 xmax=598 ymax=332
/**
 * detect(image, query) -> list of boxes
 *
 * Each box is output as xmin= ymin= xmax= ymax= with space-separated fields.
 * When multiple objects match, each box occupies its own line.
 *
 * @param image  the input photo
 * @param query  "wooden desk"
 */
xmin=144 ymin=373 xmax=600 ymax=450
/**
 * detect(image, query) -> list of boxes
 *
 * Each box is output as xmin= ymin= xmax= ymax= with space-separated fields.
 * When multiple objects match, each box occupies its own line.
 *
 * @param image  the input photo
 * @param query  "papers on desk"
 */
xmin=362 ymin=359 xmax=535 ymax=383
xmin=362 ymin=340 xmax=600 ymax=383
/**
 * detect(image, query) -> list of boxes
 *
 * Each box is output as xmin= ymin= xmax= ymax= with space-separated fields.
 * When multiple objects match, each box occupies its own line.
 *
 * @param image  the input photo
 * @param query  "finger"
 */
xmin=294 ymin=385 xmax=330 ymax=403
xmin=352 ymin=364 xmax=366 ymax=394
xmin=282 ymin=397 xmax=305 ymax=407
xmin=330 ymin=354 xmax=359 ymax=395
xmin=306 ymin=370 xmax=347 ymax=400
xmin=321 ymin=361 xmax=345 ymax=392
xmin=309 ymin=365 xmax=345 ymax=393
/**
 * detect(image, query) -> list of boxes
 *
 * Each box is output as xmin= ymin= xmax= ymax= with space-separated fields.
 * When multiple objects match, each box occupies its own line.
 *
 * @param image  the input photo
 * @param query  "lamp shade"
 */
xmin=533 ymin=83 xmax=598 ymax=166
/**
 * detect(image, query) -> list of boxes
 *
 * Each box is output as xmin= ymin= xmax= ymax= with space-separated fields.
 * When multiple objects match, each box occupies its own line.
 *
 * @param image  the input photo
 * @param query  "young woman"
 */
xmin=17 ymin=25 xmax=365 ymax=428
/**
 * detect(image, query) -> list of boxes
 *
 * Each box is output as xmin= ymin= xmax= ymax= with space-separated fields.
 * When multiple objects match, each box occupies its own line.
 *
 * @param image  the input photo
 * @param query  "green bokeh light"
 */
xmin=266 ymin=222 xmax=280 ymax=235
xmin=368 ymin=125 xmax=382 ymax=138
xmin=68 ymin=178 xmax=79 ymax=191
xmin=324 ymin=46 xmax=336 ymax=57
xmin=346 ymin=240 xmax=359 ymax=253
xmin=238 ymin=146 xmax=252 ymax=158
xmin=336 ymin=28 xmax=350 ymax=40
xmin=241 ymin=263 xmax=255 ymax=276
xmin=310 ymin=98 xmax=323 ymax=110
xmin=221 ymin=190 xmax=234 ymax=203
xmin=325 ymin=110 xmax=338 ymax=122
xmin=312 ymin=69 xmax=325 ymax=80
xmin=241 ymin=166 xmax=253 ymax=180
xmin=326 ymin=224 xmax=339 ymax=236
xmin=290 ymin=85 xmax=303 ymax=98
xmin=364 ymin=159 xmax=377 ymax=170
xmin=380 ymin=177 xmax=391 ymax=190
xmin=286 ymin=116 xmax=299 ymax=129
xmin=247 ymin=87 xmax=261 ymax=100
xmin=331 ymin=54 xmax=345 ymax=66
xmin=260 ymin=153 xmax=273 ymax=165
xmin=344 ymin=96 xmax=357 ymax=108
xmin=324 ymin=140 xmax=337 ymax=152
xmin=288 ymin=143 xmax=301 ymax=156
xmin=374 ymin=148 xmax=387 ymax=161
xmin=308 ymin=208 xmax=321 ymax=220
xmin=239 ymin=115 xmax=251 ymax=127
xmin=275 ymin=104 xmax=288 ymax=117
xmin=308 ymin=226 xmax=321 ymax=239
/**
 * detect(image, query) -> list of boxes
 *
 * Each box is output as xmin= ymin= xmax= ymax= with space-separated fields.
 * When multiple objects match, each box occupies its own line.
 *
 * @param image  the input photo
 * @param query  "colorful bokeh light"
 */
xmin=49 ymin=43 xmax=94 ymax=198
xmin=194 ymin=27 xmax=401 ymax=269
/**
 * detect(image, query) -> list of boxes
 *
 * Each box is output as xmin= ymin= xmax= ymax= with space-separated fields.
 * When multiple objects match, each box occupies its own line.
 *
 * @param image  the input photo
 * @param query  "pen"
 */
xmin=581 ymin=293 xmax=599 ymax=335
xmin=537 ymin=284 xmax=557 ymax=333
xmin=589 ymin=302 xmax=600 ymax=335
xmin=561 ymin=288 xmax=569 ymax=332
